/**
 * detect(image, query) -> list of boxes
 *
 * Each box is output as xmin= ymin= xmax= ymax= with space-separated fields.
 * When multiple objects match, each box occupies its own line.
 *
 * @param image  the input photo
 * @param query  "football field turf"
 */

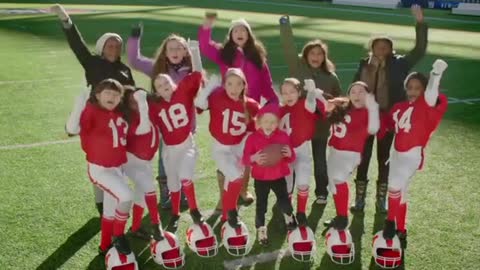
xmin=0 ymin=0 xmax=479 ymax=269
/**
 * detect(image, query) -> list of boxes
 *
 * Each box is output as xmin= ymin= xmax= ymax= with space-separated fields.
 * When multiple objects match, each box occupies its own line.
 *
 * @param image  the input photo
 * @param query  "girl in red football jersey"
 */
xmin=66 ymin=79 xmax=147 ymax=255
xmin=148 ymin=40 xmax=206 ymax=232
xmin=323 ymin=82 xmax=380 ymax=231
xmin=278 ymin=78 xmax=327 ymax=227
xmin=194 ymin=68 xmax=260 ymax=229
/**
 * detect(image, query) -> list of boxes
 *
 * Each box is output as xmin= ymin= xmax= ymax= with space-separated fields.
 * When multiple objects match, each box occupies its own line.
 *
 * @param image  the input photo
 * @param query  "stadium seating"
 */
xmin=333 ymin=0 xmax=399 ymax=9
xmin=452 ymin=3 xmax=480 ymax=16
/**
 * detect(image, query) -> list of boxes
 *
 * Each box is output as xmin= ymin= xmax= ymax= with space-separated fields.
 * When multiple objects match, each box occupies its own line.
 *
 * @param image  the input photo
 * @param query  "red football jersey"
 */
xmin=79 ymin=102 xmax=128 ymax=167
xmin=390 ymin=94 xmax=447 ymax=152
xmin=328 ymin=108 xmax=370 ymax=153
xmin=149 ymin=72 xmax=202 ymax=145
xmin=208 ymin=87 xmax=260 ymax=145
xmin=126 ymin=111 xmax=161 ymax=161
xmin=279 ymin=98 xmax=325 ymax=148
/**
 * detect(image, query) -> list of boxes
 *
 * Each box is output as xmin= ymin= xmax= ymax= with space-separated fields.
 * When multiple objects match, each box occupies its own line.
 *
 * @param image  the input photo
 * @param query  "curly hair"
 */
xmin=152 ymin=34 xmax=192 ymax=78
xmin=301 ymin=39 xmax=336 ymax=74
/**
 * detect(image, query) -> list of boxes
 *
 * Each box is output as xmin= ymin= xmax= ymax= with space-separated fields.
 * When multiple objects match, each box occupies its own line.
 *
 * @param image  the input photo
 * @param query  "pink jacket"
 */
xmin=243 ymin=129 xmax=295 ymax=181
xmin=198 ymin=26 xmax=279 ymax=104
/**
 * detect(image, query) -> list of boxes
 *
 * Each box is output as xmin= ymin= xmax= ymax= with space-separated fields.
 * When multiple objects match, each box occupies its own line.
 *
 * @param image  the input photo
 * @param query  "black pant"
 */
xmin=254 ymin=178 xmax=293 ymax=228
xmin=312 ymin=137 xmax=329 ymax=197
xmin=356 ymin=132 xmax=394 ymax=184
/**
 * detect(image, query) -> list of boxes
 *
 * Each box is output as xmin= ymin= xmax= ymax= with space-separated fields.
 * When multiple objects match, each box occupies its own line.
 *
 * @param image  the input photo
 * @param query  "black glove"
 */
xmin=279 ymin=15 xmax=289 ymax=25
xmin=131 ymin=23 xmax=143 ymax=38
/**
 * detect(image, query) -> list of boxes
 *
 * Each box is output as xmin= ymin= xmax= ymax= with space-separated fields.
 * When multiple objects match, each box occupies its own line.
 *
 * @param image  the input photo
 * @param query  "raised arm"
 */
xmin=194 ymin=74 xmax=221 ymax=110
xmin=51 ymin=4 xmax=93 ymax=70
xmin=65 ymin=90 xmax=90 ymax=135
xmin=425 ymin=59 xmax=448 ymax=107
xmin=198 ymin=12 xmax=223 ymax=65
xmin=127 ymin=23 xmax=155 ymax=77
xmin=279 ymin=15 xmax=301 ymax=78
xmin=404 ymin=5 xmax=428 ymax=70
xmin=133 ymin=90 xmax=150 ymax=135
xmin=304 ymin=79 xmax=327 ymax=113
xmin=365 ymin=93 xmax=380 ymax=135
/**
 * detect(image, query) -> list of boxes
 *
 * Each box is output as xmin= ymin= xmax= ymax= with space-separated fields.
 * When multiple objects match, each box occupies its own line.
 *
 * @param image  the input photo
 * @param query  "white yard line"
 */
xmin=223 ymin=248 xmax=291 ymax=270
xmin=0 ymin=77 xmax=73 ymax=85
xmin=227 ymin=0 xmax=480 ymax=24
xmin=0 ymin=138 xmax=78 ymax=150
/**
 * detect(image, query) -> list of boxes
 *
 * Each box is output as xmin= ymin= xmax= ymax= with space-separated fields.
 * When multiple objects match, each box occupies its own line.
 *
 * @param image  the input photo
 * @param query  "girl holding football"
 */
xmin=127 ymin=24 xmax=193 ymax=209
xmin=381 ymin=59 xmax=448 ymax=248
xmin=194 ymin=68 xmax=260 ymax=229
xmin=324 ymin=82 xmax=380 ymax=231
xmin=243 ymin=102 xmax=297 ymax=245
xmin=199 ymin=12 xmax=278 ymax=210
xmin=278 ymin=78 xmax=327 ymax=227
xmin=148 ymin=41 xmax=206 ymax=232
xmin=279 ymin=15 xmax=342 ymax=205
xmin=65 ymin=79 xmax=147 ymax=255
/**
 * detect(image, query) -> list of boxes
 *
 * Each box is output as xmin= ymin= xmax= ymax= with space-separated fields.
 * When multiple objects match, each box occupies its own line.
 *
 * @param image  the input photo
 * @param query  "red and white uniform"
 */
xmin=280 ymin=98 xmax=325 ymax=192
xmin=123 ymin=111 xmax=160 ymax=207
xmin=388 ymin=94 xmax=447 ymax=200
xmin=207 ymin=87 xmax=260 ymax=185
xmin=149 ymin=72 xmax=203 ymax=192
xmin=79 ymin=102 xmax=133 ymax=217
xmin=327 ymin=108 xmax=371 ymax=193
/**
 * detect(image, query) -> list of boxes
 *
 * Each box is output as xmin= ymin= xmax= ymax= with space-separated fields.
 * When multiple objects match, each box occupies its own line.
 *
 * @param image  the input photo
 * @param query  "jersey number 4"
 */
xmin=159 ymin=104 xmax=189 ymax=132
xmin=393 ymin=107 xmax=414 ymax=133
xmin=108 ymin=118 xmax=128 ymax=148
xmin=222 ymin=109 xmax=246 ymax=136
xmin=280 ymin=114 xmax=292 ymax=135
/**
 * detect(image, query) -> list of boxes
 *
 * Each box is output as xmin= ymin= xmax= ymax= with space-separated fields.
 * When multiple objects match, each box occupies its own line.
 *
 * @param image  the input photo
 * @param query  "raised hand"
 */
xmin=304 ymin=79 xmax=316 ymax=92
xmin=50 ymin=4 xmax=69 ymax=21
xmin=131 ymin=22 xmax=143 ymax=38
xmin=279 ymin=15 xmax=290 ymax=25
xmin=204 ymin=11 xmax=218 ymax=28
xmin=365 ymin=93 xmax=379 ymax=110
xmin=432 ymin=59 xmax=448 ymax=75
xmin=411 ymin=4 xmax=424 ymax=23
xmin=133 ymin=89 xmax=147 ymax=103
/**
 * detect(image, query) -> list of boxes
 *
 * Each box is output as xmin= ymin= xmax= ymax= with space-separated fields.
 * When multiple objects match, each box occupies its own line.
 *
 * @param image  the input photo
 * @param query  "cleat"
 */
xmin=284 ymin=213 xmax=298 ymax=231
xmin=190 ymin=209 xmax=205 ymax=224
xmin=382 ymin=220 xmax=396 ymax=240
xmin=296 ymin=212 xmax=308 ymax=227
xmin=167 ymin=215 xmax=180 ymax=232
xmin=227 ymin=210 xmax=241 ymax=229
xmin=397 ymin=230 xmax=408 ymax=250
xmin=315 ymin=194 xmax=328 ymax=205
xmin=152 ymin=224 xmax=165 ymax=241
xmin=128 ymin=226 xmax=151 ymax=241
xmin=324 ymin=215 xmax=348 ymax=230
xmin=112 ymin=235 xmax=132 ymax=255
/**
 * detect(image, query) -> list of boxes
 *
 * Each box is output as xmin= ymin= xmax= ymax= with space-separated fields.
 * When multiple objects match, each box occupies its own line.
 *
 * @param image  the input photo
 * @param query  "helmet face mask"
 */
xmin=221 ymin=221 xmax=252 ymax=256
xmin=325 ymin=228 xmax=355 ymax=265
xmin=288 ymin=227 xmax=316 ymax=262
xmin=151 ymin=231 xmax=185 ymax=269
xmin=195 ymin=236 xmax=218 ymax=257
xmin=105 ymin=247 xmax=138 ymax=270
xmin=372 ymin=231 xmax=402 ymax=269
xmin=187 ymin=223 xmax=219 ymax=258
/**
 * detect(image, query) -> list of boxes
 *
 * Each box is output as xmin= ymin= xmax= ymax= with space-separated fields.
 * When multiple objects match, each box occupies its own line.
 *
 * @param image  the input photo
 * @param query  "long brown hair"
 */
xmin=225 ymin=69 xmax=251 ymax=124
xmin=220 ymin=28 xmax=266 ymax=69
xmin=301 ymin=39 xmax=335 ymax=74
xmin=152 ymin=34 xmax=192 ymax=78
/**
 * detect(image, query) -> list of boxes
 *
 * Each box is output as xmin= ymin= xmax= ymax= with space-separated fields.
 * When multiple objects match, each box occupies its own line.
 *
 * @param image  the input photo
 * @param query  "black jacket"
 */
xmin=354 ymin=22 xmax=428 ymax=110
xmin=63 ymin=24 xmax=135 ymax=88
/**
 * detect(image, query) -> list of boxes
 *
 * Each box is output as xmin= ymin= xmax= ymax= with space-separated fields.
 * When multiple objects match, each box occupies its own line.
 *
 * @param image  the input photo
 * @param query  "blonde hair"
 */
xmin=224 ymin=70 xmax=251 ymax=124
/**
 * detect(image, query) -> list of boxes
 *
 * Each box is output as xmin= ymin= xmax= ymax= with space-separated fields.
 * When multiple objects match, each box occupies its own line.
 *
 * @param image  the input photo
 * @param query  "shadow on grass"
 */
xmin=36 ymin=217 xmax=100 ymax=270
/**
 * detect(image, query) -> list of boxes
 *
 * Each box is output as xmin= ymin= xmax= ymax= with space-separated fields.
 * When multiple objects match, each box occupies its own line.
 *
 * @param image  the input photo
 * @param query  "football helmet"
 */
xmin=221 ymin=220 xmax=252 ymax=256
xmin=105 ymin=247 xmax=138 ymax=270
xmin=150 ymin=231 xmax=185 ymax=269
xmin=287 ymin=226 xmax=316 ymax=262
xmin=372 ymin=231 xmax=402 ymax=269
xmin=186 ymin=222 xmax=218 ymax=257
xmin=325 ymin=228 xmax=355 ymax=265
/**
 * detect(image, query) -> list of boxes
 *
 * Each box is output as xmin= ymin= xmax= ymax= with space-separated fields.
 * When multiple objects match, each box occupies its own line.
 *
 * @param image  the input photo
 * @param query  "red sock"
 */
xmin=222 ymin=189 xmax=228 ymax=221
xmin=112 ymin=210 xmax=129 ymax=237
xmin=145 ymin=192 xmax=160 ymax=225
xmin=333 ymin=182 xmax=349 ymax=217
xmin=225 ymin=178 xmax=243 ymax=212
xmin=387 ymin=190 xmax=402 ymax=222
xmin=181 ymin=179 xmax=198 ymax=210
xmin=131 ymin=204 xmax=144 ymax=232
xmin=171 ymin=191 xmax=181 ymax=216
xmin=297 ymin=189 xmax=309 ymax=213
xmin=100 ymin=216 xmax=114 ymax=250
xmin=396 ymin=202 xmax=408 ymax=233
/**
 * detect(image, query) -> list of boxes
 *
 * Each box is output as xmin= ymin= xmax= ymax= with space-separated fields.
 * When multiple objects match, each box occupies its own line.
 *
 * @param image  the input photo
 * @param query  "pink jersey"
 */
xmin=149 ymin=72 xmax=202 ymax=145
xmin=328 ymin=108 xmax=370 ymax=153
xmin=243 ymin=129 xmax=296 ymax=181
xmin=79 ymin=102 xmax=128 ymax=167
xmin=280 ymin=99 xmax=325 ymax=148
xmin=390 ymin=94 xmax=447 ymax=152
xmin=126 ymin=111 xmax=160 ymax=161
xmin=208 ymin=87 xmax=260 ymax=145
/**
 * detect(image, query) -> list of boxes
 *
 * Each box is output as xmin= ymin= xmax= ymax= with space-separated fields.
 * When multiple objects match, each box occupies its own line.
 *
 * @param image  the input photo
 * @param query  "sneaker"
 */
xmin=382 ymin=220 xmax=396 ymax=240
xmin=257 ymin=226 xmax=269 ymax=246
xmin=296 ymin=212 xmax=308 ymax=227
xmin=190 ymin=209 xmax=205 ymax=225
xmin=152 ymin=224 xmax=165 ymax=241
xmin=112 ymin=235 xmax=132 ymax=255
xmin=128 ymin=226 xmax=151 ymax=240
xmin=167 ymin=215 xmax=180 ymax=232
xmin=284 ymin=213 xmax=297 ymax=231
xmin=397 ymin=230 xmax=408 ymax=250
xmin=98 ymin=245 xmax=111 ymax=256
xmin=315 ymin=195 xmax=328 ymax=205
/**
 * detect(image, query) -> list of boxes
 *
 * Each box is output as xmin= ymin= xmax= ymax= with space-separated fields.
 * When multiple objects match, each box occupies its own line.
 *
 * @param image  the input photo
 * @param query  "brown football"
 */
xmin=260 ymin=144 xmax=285 ymax=167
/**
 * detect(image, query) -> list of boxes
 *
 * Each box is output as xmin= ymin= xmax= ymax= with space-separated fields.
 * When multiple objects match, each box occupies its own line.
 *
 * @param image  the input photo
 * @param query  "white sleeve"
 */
xmin=65 ymin=91 xmax=89 ymax=135
xmin=194 ymin=74 xmax=221 ymax=110
xmin=425 ymin=72 xmax=442 ymax=107
xmin=188 ymin=40 xmax=203 ymax=72
xmin=133 ymin=90 xmax=150 ymax=135
xmin=305 ymin=90 xmax=316 ymax=113
xmin=367 ymin=106 xmax=380 ymax=135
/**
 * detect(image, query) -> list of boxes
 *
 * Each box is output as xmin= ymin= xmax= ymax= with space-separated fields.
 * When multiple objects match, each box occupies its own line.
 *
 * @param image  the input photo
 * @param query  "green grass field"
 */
xmin=1 ymin=0 xmax=479 ymax=269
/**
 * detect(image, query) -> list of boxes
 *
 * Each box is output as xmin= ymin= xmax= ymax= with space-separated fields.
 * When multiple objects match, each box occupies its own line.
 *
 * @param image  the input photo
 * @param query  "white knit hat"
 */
xmin=225 ymin=67 xmax=247 ymax=83
xmin=227 ymin=18 xmax=252 ymax=38
xmin=95 ymin=33 xmax=123 ymax=56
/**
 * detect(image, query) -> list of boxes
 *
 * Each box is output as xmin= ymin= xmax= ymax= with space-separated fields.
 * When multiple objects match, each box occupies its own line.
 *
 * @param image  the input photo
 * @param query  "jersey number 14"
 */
xmin=393 ymin=107 xmax=414 ymax=133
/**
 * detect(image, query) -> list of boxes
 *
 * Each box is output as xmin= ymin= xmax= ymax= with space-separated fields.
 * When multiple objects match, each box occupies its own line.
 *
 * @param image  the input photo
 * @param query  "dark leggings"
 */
xmin=254 ymin=178 xmax=293 ymax=228
xmin=356 ymin=132 xmax=395 ymax=184
xmin=312 ymin=137 xmax=329 ymax=196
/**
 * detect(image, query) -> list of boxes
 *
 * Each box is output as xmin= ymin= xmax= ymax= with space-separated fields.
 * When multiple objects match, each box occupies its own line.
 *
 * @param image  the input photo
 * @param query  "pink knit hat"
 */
xmin=257 ymin=102 xmax=280 ymax=119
